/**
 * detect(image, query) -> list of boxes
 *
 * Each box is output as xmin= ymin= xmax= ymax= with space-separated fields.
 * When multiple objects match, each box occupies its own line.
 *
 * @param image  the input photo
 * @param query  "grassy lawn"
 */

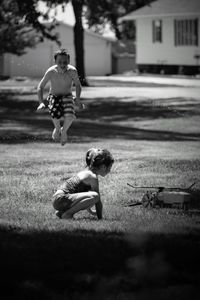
xmin=0 ymin=78 xmax=200 ymax=299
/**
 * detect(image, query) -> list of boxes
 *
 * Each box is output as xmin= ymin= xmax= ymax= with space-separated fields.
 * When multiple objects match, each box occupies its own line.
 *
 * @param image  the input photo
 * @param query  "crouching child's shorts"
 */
xmin=52 ymin=191 xmax=73 ymax=213
xmin=47 ymin=94 xmax=76 ymax=119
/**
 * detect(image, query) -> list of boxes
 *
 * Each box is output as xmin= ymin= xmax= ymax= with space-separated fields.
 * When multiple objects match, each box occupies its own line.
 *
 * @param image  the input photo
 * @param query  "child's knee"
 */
xmin=64 ymin=114 xmax=75 ymax=122
xmin=90 ymin=191 xmax=99 ymax=204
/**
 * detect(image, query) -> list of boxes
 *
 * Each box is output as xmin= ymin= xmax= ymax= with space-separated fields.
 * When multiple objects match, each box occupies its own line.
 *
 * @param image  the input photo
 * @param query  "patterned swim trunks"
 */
xmin=47 ymin=94 xmax=76 ymax=119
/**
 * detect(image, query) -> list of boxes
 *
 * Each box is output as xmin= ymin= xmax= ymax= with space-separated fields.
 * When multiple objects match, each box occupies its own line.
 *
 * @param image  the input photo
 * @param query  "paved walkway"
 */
xmin=0 ymin=75 xmax=199 ymax=89
xmin=82 ymin=86 xmax=200 ymax=100
xmin=1 ymin=77 xmax=200 ymax=100
xmin=88 ymin=75 xmax=200 ymax=87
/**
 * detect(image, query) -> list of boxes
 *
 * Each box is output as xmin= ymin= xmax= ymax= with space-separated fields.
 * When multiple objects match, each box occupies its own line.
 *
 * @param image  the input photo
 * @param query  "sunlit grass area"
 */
xmin=0 ymin=80 xmax=200 ymax=299
xmin=1 ymin=140 xmax=200 ymax=299
xmin=1 ymin=140 xmax=200 ymax=229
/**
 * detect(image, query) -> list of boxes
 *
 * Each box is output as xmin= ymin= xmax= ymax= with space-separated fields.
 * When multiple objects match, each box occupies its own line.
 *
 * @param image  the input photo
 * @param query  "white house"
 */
xmin=119 ymin=0 xmax=200 ymax=74
xmin=0 ymin=22 xmax=114 ymax=78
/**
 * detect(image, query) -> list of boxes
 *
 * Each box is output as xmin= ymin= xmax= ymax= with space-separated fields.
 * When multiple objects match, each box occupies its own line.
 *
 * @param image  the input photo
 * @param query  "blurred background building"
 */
xmin=0 ymin=22 xmax=114 ymax=78
xmin=119 ymin=0 xmax=200 ymax=75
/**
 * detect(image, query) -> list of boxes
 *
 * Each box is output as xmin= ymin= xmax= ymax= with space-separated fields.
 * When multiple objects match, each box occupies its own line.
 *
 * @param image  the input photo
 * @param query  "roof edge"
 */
xmin=58 ymin=21 xmax=116 ymax=42
xmin=118 ymin=12 xmax=200 ymax=22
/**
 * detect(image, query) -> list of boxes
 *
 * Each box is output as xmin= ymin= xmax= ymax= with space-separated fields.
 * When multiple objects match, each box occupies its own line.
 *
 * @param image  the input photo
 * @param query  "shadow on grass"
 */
xmin=0 ymin=91 xmax=200 ymax=143
xmin=0 ymin=226 xmax=132 ymax=299
xmin=80 ymin=97 xmax=200 ymax=121
xmin=1 ymin=225 xmax=200 ymax=299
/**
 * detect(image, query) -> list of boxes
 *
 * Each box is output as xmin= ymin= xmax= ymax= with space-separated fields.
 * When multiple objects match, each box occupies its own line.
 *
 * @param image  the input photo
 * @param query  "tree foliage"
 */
xmin=0 ymin=0 xmax=152 ymax=84
xmin=0 ymin=0 xmax=60 ymax=56
xmin=85 ymin=0 xmax=152 ymax=39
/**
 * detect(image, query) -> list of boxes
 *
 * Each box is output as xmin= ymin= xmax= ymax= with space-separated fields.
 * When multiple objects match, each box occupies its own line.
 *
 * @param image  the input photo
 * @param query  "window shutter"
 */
xmin=152 ymin=20 xmax=155 ymax=43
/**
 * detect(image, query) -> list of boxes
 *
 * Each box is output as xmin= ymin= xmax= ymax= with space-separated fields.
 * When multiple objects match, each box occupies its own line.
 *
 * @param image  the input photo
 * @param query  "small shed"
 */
xmin=1 ymin=22 xmax=114 ymax=78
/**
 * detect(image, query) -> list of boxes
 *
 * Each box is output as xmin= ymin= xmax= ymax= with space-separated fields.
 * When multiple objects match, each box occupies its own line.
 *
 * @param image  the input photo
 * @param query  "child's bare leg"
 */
xmin=61 ymin=191 xmax=99 ymax=219
xmin=51 ymin=118 xmax=61 ymax=142
xmin=61 ymin=115 xmax=75 ymax=146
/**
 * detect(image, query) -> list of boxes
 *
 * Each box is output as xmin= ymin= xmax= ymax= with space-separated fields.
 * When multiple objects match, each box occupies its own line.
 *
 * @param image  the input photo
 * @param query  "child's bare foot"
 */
xmin=61 ymin=212 xmax=73 ymax=219
xmin=61 ymin=127 xmax=68 ymax=146
xmin=55 ymin=211 xmax=62 ymax=219
xmin=52 ymin=128 xmax=61 ymax=142
xmin=37 ymin=103 xmax=46 ymax=111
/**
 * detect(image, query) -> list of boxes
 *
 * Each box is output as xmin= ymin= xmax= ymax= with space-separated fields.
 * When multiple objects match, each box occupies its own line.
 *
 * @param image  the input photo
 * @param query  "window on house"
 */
xmin=174 ymin=19 xmax=198 ymax=46
xmin=152 ymin=20 xmax=162 ymax=43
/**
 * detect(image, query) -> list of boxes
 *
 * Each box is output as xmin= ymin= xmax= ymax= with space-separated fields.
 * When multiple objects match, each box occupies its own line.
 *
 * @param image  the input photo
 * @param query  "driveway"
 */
xmin=88 ymin=75 xmax=200 ymax=87
xmin=84 ymin=75 xmax=200 ymax=100
xmin=1 ymin=75 xmax=200 ymax=102
xmin=82 ymin=86 xmax=200 ymax=101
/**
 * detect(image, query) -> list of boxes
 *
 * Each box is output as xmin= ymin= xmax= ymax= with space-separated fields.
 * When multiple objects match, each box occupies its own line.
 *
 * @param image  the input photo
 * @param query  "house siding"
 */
xmin=84 ymin=35 xmax=112 ymax=75
xmin=136 ymin=16 xmax=200 ymax=66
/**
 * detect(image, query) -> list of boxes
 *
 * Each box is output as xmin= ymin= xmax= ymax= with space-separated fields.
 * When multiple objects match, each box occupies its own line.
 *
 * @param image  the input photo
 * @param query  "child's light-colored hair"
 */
xmin=54 ymin=49 xmax=70 ymax=61
xmin=85 ymin=148 xmax=114 ymax=169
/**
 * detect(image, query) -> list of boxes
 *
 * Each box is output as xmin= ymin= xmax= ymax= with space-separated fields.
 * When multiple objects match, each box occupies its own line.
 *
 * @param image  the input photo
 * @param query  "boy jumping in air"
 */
xmin=37 ymin=49 xmax=84 ymax=145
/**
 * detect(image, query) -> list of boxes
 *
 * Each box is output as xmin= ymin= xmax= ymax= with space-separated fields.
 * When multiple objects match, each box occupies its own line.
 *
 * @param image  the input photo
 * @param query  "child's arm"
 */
xmin=37 ymin=71 xmax=50 ymax=110
xmin=87 ymin=199 xmax=102 ymax=219
xmin=69 ymin=69 xmax=84 ymax=109
xmin=95 ymin=200 xmax=103 ymax=220
xmin=90 ymin=176 xmax=103 ymax=220
xmin=74 ymin=81 xmax=82 ymax=108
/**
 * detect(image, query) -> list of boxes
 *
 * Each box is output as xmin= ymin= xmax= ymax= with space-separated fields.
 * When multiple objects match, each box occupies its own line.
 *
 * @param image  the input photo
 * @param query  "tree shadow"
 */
xmin=0 ymin=92 xmax=200 ymax=143
xmin=80 ymin=97 xmax=200 ymax=121
xmin=1 ymin=224 xmax=200 ymax=299
xmin=0 ymin=225 xmax=132 ymax=298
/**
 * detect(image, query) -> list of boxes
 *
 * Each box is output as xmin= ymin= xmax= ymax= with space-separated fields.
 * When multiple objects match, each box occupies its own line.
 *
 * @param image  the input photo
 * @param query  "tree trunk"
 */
xmin=71 ymin=0 xmax=89 ymax=86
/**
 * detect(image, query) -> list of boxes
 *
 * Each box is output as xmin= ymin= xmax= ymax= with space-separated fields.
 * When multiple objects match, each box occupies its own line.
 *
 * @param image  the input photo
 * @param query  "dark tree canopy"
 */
xmin=0 ymin=0 xmax=152 ymax=84
xmin=0 ymin=0 xmax=60 ymax=56
xmin=85 ymin=0 xmax=152 ymax=39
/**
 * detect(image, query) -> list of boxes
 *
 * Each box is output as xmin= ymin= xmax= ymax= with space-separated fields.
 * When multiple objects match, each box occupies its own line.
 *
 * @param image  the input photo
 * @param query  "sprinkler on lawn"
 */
xmin=126 ymin=181 xmax=199 ymax=209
